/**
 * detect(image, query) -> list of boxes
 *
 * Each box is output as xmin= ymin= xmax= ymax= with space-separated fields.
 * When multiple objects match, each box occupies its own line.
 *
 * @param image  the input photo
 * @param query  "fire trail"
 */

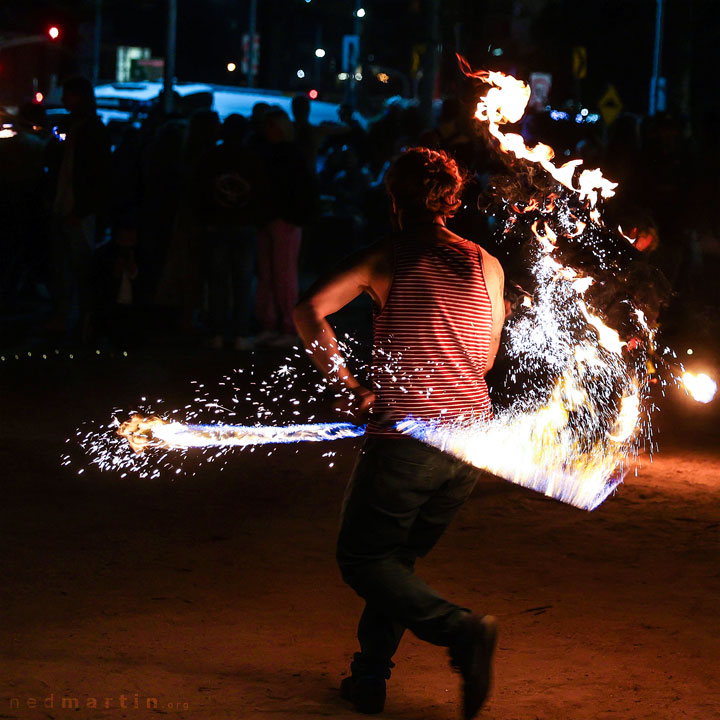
xmin=118 ymin=414 xmax=365 ymax=454
xmin=95 ymin=62 xmax=692 ymax=511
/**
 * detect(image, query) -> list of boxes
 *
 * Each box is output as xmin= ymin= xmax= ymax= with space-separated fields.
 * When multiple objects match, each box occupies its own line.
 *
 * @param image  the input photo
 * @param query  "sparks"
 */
xmin=391 ymin=58 xmax=657 ymax=510
xmin=83 ymin=65 xmax=669 ymax=514
xmin=117 ymin=414 xmax=365 ymax=454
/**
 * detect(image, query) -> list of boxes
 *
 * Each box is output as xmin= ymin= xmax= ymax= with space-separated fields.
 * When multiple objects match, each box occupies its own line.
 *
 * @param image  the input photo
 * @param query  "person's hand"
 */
xmin=333 ymin=385 xmax=376 ymax=424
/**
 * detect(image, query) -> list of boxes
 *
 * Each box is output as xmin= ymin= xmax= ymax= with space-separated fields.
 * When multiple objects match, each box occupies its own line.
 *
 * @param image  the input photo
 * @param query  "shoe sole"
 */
xmin=464 ymin=615 xmax=497 ymax=720
xmin=340 ymin=676 xmax=385 ymax=715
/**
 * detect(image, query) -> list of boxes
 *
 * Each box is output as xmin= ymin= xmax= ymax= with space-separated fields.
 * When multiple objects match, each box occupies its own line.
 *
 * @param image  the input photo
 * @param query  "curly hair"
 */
xmin=385 ymin=147 xmax=466 ymax=219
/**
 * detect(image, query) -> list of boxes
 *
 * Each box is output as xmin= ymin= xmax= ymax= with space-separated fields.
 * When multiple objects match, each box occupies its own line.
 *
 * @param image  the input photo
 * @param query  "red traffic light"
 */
xmin=48 ymin=26 xmax=60 ymax=40
xmin=34 ymin=92 xmax=44 ymax=104
xmin=308 ymin=88 xmax=319 ymax=100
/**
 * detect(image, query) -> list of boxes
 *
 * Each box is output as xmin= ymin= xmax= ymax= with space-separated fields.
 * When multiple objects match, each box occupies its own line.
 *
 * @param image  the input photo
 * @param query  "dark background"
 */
xmin=1 ymin=0 xmax=718 ymax=125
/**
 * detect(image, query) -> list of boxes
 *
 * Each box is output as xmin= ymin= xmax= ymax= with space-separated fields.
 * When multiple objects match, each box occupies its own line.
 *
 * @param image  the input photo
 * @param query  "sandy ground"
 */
xmin=1 ymin=348 xmax=719 ymax=720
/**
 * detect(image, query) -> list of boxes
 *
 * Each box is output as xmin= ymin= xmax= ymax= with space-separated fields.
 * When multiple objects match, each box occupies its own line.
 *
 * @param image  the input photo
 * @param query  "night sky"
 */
xmin=1 ymin=0 xmax=718 ymax=124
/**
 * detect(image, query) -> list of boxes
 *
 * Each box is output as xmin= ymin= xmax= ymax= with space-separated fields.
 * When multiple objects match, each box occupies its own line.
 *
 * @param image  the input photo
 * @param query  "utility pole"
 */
xmin=248 ymin=0 xmax=258 ymax=88
xmin=347 ymin=1 xmax=363 ymax=108
xmin=163 ymin=0 xmax=177 ymax=114
xmin=649 ymin=0 xmax=665 ymax=116
xmin=92 ymin=0 xmax=102 ymax=85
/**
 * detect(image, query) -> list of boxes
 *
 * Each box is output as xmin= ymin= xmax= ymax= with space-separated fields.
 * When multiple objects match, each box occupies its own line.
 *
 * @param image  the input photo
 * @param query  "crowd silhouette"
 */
xmin=0 ymin=75 xmax=717 ymax=353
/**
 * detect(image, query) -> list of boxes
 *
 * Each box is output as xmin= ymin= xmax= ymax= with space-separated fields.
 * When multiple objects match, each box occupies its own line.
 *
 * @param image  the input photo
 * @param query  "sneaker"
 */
xmin=450 ymin=614 xmax=497 ymax=719
xmin=339 ymin=674 xmax=386 ymax=714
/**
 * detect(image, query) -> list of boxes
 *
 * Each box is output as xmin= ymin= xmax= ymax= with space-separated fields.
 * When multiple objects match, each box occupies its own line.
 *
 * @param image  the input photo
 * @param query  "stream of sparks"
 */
xmin=78 ymin=62 xmax=681 ymax=511
xmin=117 ymin=415 xmax=365 ymax=453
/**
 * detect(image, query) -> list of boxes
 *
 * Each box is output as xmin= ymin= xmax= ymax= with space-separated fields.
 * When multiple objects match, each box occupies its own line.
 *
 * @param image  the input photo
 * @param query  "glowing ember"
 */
xmin=117 ymin=413 xmax=365 ymax=454
xmin=682 ymin=372 xmax=717 ymax=404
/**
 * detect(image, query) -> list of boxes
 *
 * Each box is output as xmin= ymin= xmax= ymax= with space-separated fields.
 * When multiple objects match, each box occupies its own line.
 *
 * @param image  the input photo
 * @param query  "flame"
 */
xmin=577 ymin=301 xmax=626 ymax=355
xmin=398 ymin=382 xmax=637 ymax=512
xmin=391 ymin=58 xmax=647 ymax=510
xmin=567 ymin=220 xmax=587 ymax=237
xmin=105 ymin=60 xmax=646 ymax=513
xmin=398 ymin=242 xmax=640 ymax=509
xmin=117 ymin=413 xmax=365 ymax=454
xmin=531 ymin=220 xmax=558 ymax=253
xmin=512 ymin=198 xmax=539 ymax=214
xmin=571 ymin=277 xmax=594 ymax=294
xmin=607 ymin=392 xmax=641 ymax=442
xmin=618 ymin=225 xmax=635 ymax=244
xmin=399 ymin=321 xmax=640 ymax=509
xmin=682 ymin=372 xmax=717 ymax=404
xmin=117 ymin=414 xmax=170 ymax=453
xmin=460 ymin=55 xmax=617 ymax=207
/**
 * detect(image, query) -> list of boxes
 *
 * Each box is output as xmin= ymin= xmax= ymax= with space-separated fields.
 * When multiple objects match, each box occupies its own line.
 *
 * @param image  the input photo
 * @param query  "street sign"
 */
xmin=572 ymin=46 xmax=587 ymax=79
xmin=598 ymin=84 xmax=623 ymax=126
xmin=529 ymin=72 xmax=552 ymax=111
xmin=242 ymin=33 xmax=260 ymax=75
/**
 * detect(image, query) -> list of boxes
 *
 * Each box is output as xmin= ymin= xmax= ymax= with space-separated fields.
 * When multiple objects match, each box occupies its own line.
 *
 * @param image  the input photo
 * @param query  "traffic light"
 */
xmin=48 ymin=26 xmax=60 ymax=40
xmin=308 ymin=88 xmax=318 ymax=100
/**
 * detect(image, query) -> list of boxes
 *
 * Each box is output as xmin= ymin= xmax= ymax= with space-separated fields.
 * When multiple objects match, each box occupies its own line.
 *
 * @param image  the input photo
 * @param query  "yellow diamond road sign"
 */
xmin=598 ymin=84 xmax=623 ymax=126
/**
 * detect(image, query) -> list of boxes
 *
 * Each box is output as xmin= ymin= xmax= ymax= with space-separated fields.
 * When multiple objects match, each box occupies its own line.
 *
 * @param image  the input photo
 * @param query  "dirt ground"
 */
xmin=1 ymin=348 xmax=719 ymax=720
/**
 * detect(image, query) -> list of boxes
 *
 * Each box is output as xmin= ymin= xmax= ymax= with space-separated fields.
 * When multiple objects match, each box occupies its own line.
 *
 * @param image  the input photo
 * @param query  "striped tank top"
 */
xmin=366 ymin=231 xmax=494 ymax=437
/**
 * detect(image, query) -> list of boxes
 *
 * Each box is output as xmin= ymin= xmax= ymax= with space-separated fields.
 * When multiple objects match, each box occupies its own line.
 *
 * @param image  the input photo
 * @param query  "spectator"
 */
xmin=245 ymin=102 xmax=270 ymax=154
xmin=48 ymin=76 xmax=112 ymax=341
xmin=0 ymin=104 xmax=48 ymax=305
xmin=193 ymin=115 xmax=268 ymax=350
xmin=366 ymin=103 xmax=405 ymax=174
xmin=173 ymin=110 xmax=221 ymax=332
xmin=137 ymin=119 xmax=186 ymax=305
xmin=336 ymin=102 xmax=370 ymax=162
xmin=182 ymin=110 xmax=221 ymax=180
xmin=256 ymin=108 xmax=316 ymax=346
xmin=291 ymin=94 xmax=322 ymax=175
xmin=221 ymin=113 xmax=248 ymax=151
xmin=420 ymin=97 xmax=475 ymax=169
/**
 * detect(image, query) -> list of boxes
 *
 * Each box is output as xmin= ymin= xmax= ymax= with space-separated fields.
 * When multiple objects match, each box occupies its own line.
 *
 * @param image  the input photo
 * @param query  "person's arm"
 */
xmin=293 ymin=241 xmax=392 ymax=417
xmin=480 ymin=248 xmax=505 ymax=373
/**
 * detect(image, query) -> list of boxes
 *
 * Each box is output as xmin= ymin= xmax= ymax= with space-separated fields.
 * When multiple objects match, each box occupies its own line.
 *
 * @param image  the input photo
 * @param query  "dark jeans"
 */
xmin=337 ymin=436 xmax=479 ymax=678
xmin=206 ymin=226 xmax=256 ymax=336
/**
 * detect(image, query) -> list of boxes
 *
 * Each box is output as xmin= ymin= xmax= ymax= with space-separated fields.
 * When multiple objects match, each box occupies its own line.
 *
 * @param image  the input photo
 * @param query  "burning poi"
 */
xmin=91 ymin=61 xmax=692 ymax=510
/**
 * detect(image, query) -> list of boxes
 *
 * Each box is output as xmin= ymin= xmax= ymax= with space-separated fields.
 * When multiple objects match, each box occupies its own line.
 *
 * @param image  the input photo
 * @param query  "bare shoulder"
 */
xmin=354 ymin=237 xmax=393 ymax=280
xmin=441 ymin=228 xmax=503 ymax=282
xmin=479 ymin=246 xmax=504 ymax=283
xmin=316 ymin=238 xmax=388 ymax=279
xmin=303 ymin=237 xmax=392 ymax=301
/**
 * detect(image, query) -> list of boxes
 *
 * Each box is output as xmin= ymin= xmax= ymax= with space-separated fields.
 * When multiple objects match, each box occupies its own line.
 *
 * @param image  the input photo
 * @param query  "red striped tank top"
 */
xmin=366 ymin=230 xmax=494 ymax=436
